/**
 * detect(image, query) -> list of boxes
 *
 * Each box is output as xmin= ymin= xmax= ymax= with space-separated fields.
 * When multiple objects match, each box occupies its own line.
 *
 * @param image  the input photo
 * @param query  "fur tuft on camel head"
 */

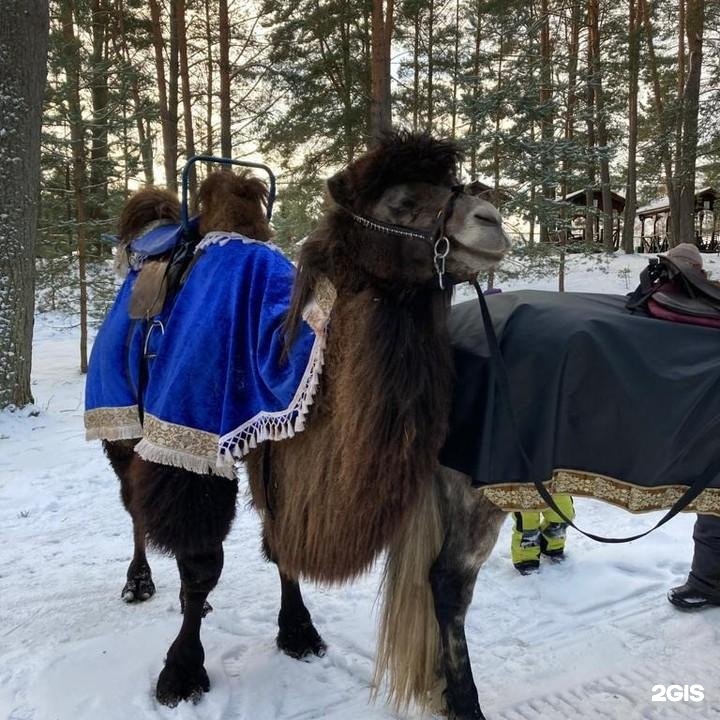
xmin=195 ymin=170 xmax=271 ymax=241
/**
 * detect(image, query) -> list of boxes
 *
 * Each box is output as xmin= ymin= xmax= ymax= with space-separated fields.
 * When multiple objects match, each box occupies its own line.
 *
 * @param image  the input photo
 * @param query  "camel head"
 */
xmin=323 ymin=131 xmax=510 ymax=288
xmin=196 ymin=170 xmax=272 ymax=242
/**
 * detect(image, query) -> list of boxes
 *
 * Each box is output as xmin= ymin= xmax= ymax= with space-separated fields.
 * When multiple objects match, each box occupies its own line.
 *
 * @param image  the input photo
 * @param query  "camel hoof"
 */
xmin=277 ymin=621 xmax=327 ymax=660
xmin=155 ymin=662 xmax=210 ymax=707
xmin=122 ymin=570 xmax=156 ymax=603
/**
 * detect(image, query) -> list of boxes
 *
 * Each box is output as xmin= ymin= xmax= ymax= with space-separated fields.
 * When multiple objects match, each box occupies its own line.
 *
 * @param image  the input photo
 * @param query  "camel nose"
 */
xmin=472 ymin=204 xmax=502 ymax=227
xmin=473 ymin=211 xmax=500 ymax=227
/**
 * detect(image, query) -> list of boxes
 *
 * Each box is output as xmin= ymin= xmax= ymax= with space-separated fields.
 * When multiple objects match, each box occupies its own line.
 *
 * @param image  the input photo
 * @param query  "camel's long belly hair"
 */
xmin=247 ymin=290 xmax=452 ymax=583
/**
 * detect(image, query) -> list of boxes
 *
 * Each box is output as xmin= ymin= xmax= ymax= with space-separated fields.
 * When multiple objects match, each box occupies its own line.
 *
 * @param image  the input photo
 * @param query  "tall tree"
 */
xmin=219 ymin=0 xmax=232 ymax=157
xmin=0 ymin=0 xmax=49 ymax=406
xmin=59 ymin=0 xmax=90 ymax=372
xmin=640 ymin=0 xmax=706 ymax=247
xmin=90 ymin=0 xmax=110 ymax=206
xmin=588 ymin=0 xmax=614 ymax=251
xmin=370 ymin=0 xmax=394 ymax=138
xmin=538 ymin=0 xmax=554 ymax=243
xmin=622 ymin=0 xmax=640 ymax=253
xmin=149 ymin=0 xmax=178 ymax=190
xmin=205 ymin=0 xmax=215 ymax=156
xmin=176 ymin=0 xmax=197 ymax=194
xmin=261 ymin=0 xmax=371 ymax=171
xmin=677 ymin=0 xmax=705 ymax=244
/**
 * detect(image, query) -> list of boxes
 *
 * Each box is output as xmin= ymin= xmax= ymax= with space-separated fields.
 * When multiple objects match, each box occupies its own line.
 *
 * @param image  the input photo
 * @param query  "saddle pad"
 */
xmin=129 ymin=217 xmax=200 ymax=259
xmin=85 ymin=235 xmax=327 ymax=478
xmin=440 ymin=290 xmax=720 ymax=514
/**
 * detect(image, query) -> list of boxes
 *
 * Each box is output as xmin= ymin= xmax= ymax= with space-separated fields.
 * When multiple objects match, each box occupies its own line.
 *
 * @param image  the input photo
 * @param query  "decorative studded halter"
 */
xmin=337 ymin=184 xmax=467 ymax=290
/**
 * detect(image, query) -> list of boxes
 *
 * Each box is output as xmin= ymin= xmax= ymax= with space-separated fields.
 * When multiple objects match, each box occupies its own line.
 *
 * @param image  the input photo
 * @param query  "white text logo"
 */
xmin=651 ymin=685 xmax=704 ymax=702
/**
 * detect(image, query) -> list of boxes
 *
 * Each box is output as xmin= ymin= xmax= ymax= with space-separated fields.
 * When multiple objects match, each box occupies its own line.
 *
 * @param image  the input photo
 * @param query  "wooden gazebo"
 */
xmin=637 ymin=187 xmax=718 ymax=253
xmin=556 ymin=189 xmax=627 ymax=250
xmin=466 ymin=180 xmax=512 ymax=207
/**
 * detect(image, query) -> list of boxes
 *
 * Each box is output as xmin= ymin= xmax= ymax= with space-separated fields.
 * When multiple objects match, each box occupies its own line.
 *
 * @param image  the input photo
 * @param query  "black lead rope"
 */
xmin=471 ymin=281 xmax=716 ymax=544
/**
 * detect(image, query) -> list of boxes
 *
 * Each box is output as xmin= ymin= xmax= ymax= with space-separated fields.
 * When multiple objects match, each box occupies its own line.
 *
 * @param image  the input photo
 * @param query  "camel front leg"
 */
xmin=276 ymin=572 xmax=327 ymax=659
xmin=262 ymin=532 xmax=326 ymax=659
xmin=430 ymin=471 xmax=505 ymax=720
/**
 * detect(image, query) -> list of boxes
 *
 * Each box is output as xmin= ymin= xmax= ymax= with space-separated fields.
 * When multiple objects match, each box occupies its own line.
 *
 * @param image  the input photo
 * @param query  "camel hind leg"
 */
xmin=103 ymin=439 xmax=156 ymax=602
xmin=131 ymin=458 xmax=238 ymax=706
xmin=429 ymin=467 xmax=506 ymax=720
xmin=374 ymin=467 xmax=505 ymax=720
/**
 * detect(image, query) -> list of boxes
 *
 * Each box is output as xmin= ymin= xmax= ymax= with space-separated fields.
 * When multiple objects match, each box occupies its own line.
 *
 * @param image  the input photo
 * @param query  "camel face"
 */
xmin=369 ymin=181 xmax=510 ymax=281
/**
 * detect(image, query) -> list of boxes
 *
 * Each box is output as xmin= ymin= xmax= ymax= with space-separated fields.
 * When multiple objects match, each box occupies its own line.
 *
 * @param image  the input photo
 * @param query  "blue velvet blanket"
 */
xmin=85 ymin=233 xmax=326 ymax=478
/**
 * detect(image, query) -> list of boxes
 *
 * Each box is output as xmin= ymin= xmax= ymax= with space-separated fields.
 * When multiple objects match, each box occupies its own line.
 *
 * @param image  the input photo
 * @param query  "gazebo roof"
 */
xmin=637 ymin=187 xmax=718 ymax=218
xmin=560 ymin=188 xmax=626 ymax=212
xmin=466 ymin=180 xmax=513 ymax=204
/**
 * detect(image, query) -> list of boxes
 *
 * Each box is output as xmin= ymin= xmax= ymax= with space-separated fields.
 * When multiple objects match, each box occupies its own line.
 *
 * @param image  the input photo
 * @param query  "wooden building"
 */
xmin=557 ymin=188 xmax=627 ymax=250
xmin=637 ymin=187 xmax=718 ymax=253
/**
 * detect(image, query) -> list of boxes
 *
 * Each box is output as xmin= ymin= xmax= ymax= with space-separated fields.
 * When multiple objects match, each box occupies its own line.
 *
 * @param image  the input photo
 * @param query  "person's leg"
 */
xmin=511 ymin=511 xmax=541 ymax=574
xmin=539 ymin=495 xmax=575 ymax=559
xmin=668 ymin=514 xmax=720 ymax=611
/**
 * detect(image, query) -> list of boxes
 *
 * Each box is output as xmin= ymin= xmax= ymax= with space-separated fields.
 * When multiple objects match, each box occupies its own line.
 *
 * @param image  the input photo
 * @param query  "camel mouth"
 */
xmin=472 ymin=247 xmax=507 ymax=262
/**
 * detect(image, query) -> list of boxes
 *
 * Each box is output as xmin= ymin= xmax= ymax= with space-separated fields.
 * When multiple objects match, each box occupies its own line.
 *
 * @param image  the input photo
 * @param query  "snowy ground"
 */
xmin=2 ymin=252 xmax=720 ymax=720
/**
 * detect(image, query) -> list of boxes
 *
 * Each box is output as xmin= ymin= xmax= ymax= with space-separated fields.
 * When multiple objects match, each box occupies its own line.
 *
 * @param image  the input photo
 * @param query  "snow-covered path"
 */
xmin=2 ymin=255 xmax=719 ymax=720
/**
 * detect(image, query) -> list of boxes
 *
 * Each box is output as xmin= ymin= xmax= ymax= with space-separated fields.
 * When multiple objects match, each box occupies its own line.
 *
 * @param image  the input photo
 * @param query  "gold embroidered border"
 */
xmin=142 ymin=413 xmax=219 ymax=461
xmin=481 ymin=469 xmax=720 ymax=517
xmin=84 ymin=406 xmax=142 ymax=439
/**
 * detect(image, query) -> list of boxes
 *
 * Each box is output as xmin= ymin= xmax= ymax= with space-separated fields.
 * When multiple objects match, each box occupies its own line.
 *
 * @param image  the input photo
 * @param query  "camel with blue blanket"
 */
xmin=86 ymin=133 xmax=720 ymax=720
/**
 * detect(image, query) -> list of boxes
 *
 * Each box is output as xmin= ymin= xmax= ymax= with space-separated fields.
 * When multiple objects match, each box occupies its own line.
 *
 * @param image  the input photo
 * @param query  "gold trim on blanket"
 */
xmin=84 ymin=406 xmax=142 ymax=441
xmin=480 ymin=469 xmax=720 ymax=517
xmin=142 ymin=414 xmax=219 ymax=458
xmin=134 ymin=414 xmax=235 ymax=479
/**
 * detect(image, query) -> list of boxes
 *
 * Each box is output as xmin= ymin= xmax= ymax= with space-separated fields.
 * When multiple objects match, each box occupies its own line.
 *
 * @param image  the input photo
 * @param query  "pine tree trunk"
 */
xmin=176 ymin=0 xmax=196 ymax=196
xmin=219 ymin=0 xmax=232 ymax=158
xmin=584 ymin=13 xmax=596 ymax=248
xmin=677 ymin=0 xmax=705 ymax=245
xmin=539 ymin=0 xmax=555 ymax=244
xmin=639 ymin=0 xmax=679 ymax=245
xmin=493 ymin=43 xmax=503 ymax=205
xmin=168 ymin=0 xmax=180 ymax=186
xmin=468 ymin=5 xmax=482 ymax=178
xmin=205 ymin=0 xmax=214 ymax=156
xmin=149 ymin=0 xmax=177 ymax=190
xmin=622 ymin=0 xmax=640 ymax=254
xmin=115 ymin=0 xmax=154 ymax=184
xmin=0 ymin=0 xmax=48 ymax=407
xmin=370 ymin=0 xmax=394 ymax=140
xmin=450 ymin=0 xmax=460 ymax=138
xmin=90 ymin=0 xmax=110 ymax=206
xmin=412 ymin=10 xmax=420 ymax=132
xmin=60 ymin=0 xmax=89 ymax=372
xmin=426 ymin=0 xmax=435 ymax=130
xmin=588 ymin=0 xmax=614 ymax=251
xmin=561 ymin=3 xmax=581 ymax=201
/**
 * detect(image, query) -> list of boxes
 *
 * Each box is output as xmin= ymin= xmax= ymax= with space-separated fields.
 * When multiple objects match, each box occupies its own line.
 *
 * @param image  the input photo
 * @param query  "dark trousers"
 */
xmin=688 ymin=514 xmax=720 ymax=599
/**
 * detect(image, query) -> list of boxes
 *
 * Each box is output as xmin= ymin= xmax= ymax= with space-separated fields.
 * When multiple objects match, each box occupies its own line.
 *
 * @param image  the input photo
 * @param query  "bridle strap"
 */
xmin=336 ymin=184 xmax=466 ymax=289
xmin=338 ymin=184 xmax=466 ymax=242
xmin=341 ymin=211 xmax=433 ymax=241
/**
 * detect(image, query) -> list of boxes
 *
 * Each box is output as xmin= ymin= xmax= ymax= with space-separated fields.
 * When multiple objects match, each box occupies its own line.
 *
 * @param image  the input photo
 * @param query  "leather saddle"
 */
xmin=126 ymin=218 xmax=200 ymax=319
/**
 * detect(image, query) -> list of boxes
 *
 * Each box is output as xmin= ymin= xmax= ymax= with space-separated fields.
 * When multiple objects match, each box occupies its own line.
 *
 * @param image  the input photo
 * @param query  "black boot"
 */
xmin=667 ymin=582 xmax=720 ymax=611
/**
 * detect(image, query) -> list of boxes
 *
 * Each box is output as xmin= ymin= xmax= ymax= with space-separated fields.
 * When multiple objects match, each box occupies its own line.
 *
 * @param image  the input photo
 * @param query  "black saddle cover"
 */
xmin=440 ymin=290 xmax=720 ymax=512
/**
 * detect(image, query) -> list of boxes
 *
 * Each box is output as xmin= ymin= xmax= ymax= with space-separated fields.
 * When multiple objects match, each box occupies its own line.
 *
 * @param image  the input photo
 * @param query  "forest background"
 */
xmin=0 ymin=0 xmax=718 ymax=404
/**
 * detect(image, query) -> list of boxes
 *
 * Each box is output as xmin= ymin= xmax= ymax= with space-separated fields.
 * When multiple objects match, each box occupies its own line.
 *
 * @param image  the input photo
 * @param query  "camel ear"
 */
xmin=326 ymin=169 xmax=353 ymax=207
